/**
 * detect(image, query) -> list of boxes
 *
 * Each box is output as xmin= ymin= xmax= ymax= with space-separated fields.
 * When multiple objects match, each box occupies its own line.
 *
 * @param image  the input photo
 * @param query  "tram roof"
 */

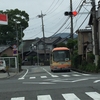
xmin=52 ymin=47 xmax=70 ymax=51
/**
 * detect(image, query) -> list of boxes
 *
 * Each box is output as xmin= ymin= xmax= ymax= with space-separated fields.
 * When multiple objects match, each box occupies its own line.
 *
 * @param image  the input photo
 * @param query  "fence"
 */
xmin=0 ymin=57 xmax=17 ymax=72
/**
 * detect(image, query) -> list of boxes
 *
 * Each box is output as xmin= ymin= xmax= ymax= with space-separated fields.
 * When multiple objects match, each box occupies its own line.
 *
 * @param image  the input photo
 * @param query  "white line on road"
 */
xmin=11 ymin=97 xmax=25 ymax=100
xmin=23 ymin=82 xmax=55 ymax=84
xmin=85 ymin=92 xmax=100 ymax=100
xmin=41 ymin=76 xmax=47 ymax=78
xmin=62 ymin=93 xmax=80 ymax=100
xmin=18 ymin=69 xmax=29 ymax=80
xmin=72 ymin=77 xmax=97 ymax=83
xmin=42 ymin=67 xmax=54 ymax=76
xmin=72 ymin=74 xmax=81 ymax=76
xmin=37 ymin=95 xmax=52 ymax=100
xmin=62 ymin=75 xmax=70 ymax=77
xmin=72 ymin=78 xmax=88 ymax=82
xmin=94 ymin=80 xmax=100 ymax=83
xmin=30 ymin=77 xmax=36 ymax=79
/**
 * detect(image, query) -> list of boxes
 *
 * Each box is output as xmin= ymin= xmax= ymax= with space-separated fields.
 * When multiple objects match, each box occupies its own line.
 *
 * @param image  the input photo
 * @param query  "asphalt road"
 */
xmin=0 ymin=65 xmax=100 ymax=100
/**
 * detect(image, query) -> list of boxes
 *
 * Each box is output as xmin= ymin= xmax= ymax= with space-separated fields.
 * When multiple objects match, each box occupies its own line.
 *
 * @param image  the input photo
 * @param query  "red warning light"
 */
xmin=72 ymin=11 xmax=78 ymax=16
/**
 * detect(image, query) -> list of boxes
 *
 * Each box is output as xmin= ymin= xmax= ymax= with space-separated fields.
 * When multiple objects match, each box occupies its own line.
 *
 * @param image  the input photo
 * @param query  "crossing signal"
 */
xmin=64 ymin=11 xmax=77 ymax=16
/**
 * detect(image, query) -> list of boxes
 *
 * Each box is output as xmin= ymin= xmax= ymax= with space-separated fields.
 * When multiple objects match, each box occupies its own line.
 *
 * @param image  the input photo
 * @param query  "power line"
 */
xmin=44 ymin=0 xmax=56 ymax=13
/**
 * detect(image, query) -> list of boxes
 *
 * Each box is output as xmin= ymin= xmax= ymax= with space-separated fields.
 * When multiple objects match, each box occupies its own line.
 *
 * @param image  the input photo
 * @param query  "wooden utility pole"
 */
xmin=91 ymin=0 xmax=99 ymax=66
xmin=37 ymin=11 xmax=46 ymax=62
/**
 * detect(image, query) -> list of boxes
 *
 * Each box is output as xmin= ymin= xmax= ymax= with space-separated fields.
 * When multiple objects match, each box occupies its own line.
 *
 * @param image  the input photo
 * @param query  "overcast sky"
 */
xmin=0 ymin=0 xmax=99 ymax=40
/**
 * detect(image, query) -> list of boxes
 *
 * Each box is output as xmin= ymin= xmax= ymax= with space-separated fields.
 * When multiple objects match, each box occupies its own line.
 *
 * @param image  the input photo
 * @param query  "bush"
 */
xmin=87 ymin=52 xmax=95 ymax=63
xmin=97 ymin=56 xmax=100 ymax=72
xmin=78 ymin=63 xmax=97 ymax=72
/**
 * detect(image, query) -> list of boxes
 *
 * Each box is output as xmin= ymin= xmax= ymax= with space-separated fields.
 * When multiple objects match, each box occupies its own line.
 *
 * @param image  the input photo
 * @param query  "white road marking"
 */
xmin=72 ymin=77 xmax=97 ymax=83
xmin=29 ymin=77 xmax=36 ymax=79
xmin=42 ymin=67 xmax=54 ymax=76
xmin=23 ymin=82 xmax=55 ymax=84
xmin=37 ymin=95 xmax=52 ymax=100
xmin=18 ymin=69 xmax=29 ymax=80
xmin=39 ymin=82 xmax=55 ymax=84
xmin=82 ymin=74 xmax=91 ymax=76
xmin=41 ymin=76 xmax=47 ymax=78
xmin=94 ymin=80 xmax=100 ymax=83
xmin=51 ymin=75 xmax=59 ymax=77
xmin=11 ymin=97 xmax=25 ymax=100
xmin=62 ymin=93 xmax=80 ymax=100
xmin=72 ymin=74 xmax=81 ymax=76
xmin=72 ymin=78 xmax=88 ymax=82
xmin=86 ymin=92 xmax=100 ymax=100
xmin=62 ymin=75 xmax=70 ymax=77
xmin=10 ymin=92 xmax=100 ymax=99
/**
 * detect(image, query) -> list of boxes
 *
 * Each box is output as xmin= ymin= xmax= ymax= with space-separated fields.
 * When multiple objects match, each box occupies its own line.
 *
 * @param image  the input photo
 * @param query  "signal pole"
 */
xmin=91 ymin=0 xmax=99 ymax=66
xmin=70 ymin=0 xmax=73 ymax=39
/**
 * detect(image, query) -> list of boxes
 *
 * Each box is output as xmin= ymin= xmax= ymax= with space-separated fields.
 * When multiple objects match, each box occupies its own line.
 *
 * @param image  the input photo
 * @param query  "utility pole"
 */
xmin=21 ymin=26 xmax=23 ymax=61
xmin=91 ymin=0 xmax=99 ymax=66
xmin=37 ymin=11 xmax=46 ymax=62
xmin=70 ymin=0 xmax=73 ymax=39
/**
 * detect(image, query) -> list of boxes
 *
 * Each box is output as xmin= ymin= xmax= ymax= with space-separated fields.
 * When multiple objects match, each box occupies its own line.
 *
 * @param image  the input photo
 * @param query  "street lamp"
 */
xmin=32 ymin=44 xmax=39 ymax=66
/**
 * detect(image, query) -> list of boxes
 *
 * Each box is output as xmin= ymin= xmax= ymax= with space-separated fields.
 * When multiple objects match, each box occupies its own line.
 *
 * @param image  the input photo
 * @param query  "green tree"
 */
xmin=66 ymin=39 xmax=77 ymax=55
xmin=56 ymin=42 xmax=66 ymax=47
xmin=66 ymin=39 xmax=77 ymax=50
xmin=0 ymin=9 xmax=29 ymax=45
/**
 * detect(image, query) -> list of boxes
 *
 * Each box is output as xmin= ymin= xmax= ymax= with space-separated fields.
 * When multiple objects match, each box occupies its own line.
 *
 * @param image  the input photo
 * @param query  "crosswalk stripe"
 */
xmin=51 ymin=75 xmax=59 ymax=77
xmin=29 ymin=77 xmax=36 ymax=79
xmin=11 ymin=97 xmax=25 ymax=100
xmin=62 ymin=75 xmax=70 ymax=77
xmin=41 ymin=76 xmax=47 ymax=78
xmin=10 ymin=92 xmax=100 ymax=100
xmin=19 ymin=73 xmax=92 ymax=80
xmin=85 ymin=92 xmax=100 ymax=100
xmin=72 ymin=74 xmax=81 ymax=76
xmin=82 ymin=74 xmax=90 ymax=76
xmin=37 ymin=95 xmax=52 ymax=100
xmin=62 ymin=93 xmax=80 ymax=100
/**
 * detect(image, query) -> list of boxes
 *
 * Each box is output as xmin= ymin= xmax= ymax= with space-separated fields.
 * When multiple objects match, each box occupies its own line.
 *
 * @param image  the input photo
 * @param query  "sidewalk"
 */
xmin=0 ymin=72 xmax=17 ymax=79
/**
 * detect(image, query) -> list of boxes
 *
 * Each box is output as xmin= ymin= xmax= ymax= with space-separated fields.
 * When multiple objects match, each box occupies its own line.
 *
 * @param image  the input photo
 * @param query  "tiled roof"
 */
xmin=19 ymin=39 xmax=35 ymax=52
xmin=43 ymin=37 xmax=61 ymax=44
xmin=55 ymin=38 xmax=68 ymax=44
xmin=0 ymin=45 xmax=11 ymax=53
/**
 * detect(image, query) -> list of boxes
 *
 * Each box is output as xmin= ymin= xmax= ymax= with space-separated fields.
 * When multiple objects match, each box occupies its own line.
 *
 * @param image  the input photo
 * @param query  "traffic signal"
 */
xmin=64 ymin=11 xmax=77 ymax=16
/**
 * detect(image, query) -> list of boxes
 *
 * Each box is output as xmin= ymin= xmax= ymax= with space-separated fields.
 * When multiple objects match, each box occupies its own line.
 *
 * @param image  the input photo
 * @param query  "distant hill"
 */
xmin=51 ymin=33 xmax=78 ymax=38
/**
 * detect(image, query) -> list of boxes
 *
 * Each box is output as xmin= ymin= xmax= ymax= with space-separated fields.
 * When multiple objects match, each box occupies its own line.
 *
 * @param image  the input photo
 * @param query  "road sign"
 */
xmin=0 ymin=14 xmax=8 ymax=25
xmin=13 ymin=49 xmax=18 ymax=56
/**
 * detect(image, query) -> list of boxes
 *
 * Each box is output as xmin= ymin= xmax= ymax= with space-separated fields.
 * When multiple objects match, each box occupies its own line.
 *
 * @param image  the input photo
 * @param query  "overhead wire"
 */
xmin=59 ymin=0 xmax=90 ymax=34
xmin=25 ymin=0 xmax=90 ymax=39
xmin=76 ymin=12 xmax=90 ymax=31
xmin=50 ymin=0 xmax=84 ymax=36
xmin=47 ymin=0 xmax=65 ymax=15
xmin=51 ymin=17 xmax=70 ymax=36
xmin=46 ymin=0 xmax=60 ymax=14
xmin=44 ymin=0 xmax=56 ymax=14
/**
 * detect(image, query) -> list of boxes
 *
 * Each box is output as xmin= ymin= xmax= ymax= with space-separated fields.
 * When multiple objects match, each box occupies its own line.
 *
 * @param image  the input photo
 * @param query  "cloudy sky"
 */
xmin=0 ymin=0 xmax=99 ymax=40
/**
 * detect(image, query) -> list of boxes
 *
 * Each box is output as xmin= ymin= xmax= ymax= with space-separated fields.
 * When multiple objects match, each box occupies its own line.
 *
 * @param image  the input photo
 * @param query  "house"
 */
xmin=0 ymin=45 xmax=13 ymax=56
xmin=19 ymin=34 xmax=71 ymax=65
xmin=76 ymin=29 xmax=92 ymax=60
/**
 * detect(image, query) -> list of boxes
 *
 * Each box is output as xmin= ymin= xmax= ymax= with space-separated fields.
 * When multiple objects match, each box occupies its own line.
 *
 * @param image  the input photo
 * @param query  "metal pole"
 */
xmin=21 ymin=26 xmax=23 ymax=61
xmin=15 ymin=22 xmax=19 ymax=72
xmin=70 ymin=0 xmax=73 ymax=39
